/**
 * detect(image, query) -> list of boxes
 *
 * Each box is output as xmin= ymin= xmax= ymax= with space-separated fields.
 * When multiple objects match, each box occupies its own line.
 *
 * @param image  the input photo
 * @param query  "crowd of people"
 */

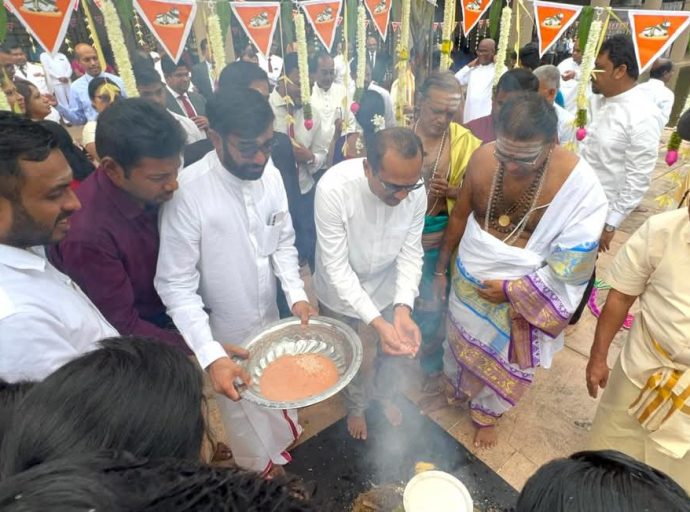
xmin=1 ymin=29 xmax=689 ymax=511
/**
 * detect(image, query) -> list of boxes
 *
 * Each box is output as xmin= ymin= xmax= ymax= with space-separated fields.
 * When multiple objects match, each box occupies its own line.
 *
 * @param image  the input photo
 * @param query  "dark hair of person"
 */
xmin=3 ymin=40 xmax=21 ymax=52
xmin=0 ymin=111 xmax=56 ymax=200
xmin=519 ymin=42 xmax=540 ymax=71
xmin=650 ymin=59 xmax=674 ymax=80
xmin=366 ymin=127 xmax=423 ymax=175
xmin=496 ymin=68 xmax=540 ymax=95
xmin=132 ymin=48 xmax=155 ymax=70
xmin=0 ymin=337 xmax=205 ymax=479
xmin=87 ymin=76 xmax=120 ymax=101
xmin=14 ymin=78 xmax=35 ymax=111
xmin=0 ymin=451 xmax=320 ymax=512
xmin=161 ymin=54 xmax=189 ymax=76
xmin=355 ymin=90 xmax=385 ymax=139
xmin=38 ymin=120 xmax=96 ymax=182
xmin=599 ymin=34 xmax=639 ymax=80
xmin=284 ymin=52 xmax=299 ymax=76
xmin=678 ymin=108 xmax=690 ymax=141
xmin=218 ymin=61 xmax=269 ymax=92
xmin=516 ymin=450 xmax=690 ymax=512
xmin=0 ymin=379 xmax=34 ymax=448
xmin=309 ymin=50 xmax=333 ymax=73
xmin=200 ymin=38 xmax=208 ymax=53
xmin=207 ymin=87 xmax=274 ymax=139
xmin=419 ymin=70 xmax=462 ymax=100
xmin=133 ymin=62 xmax=163 ymax=87
xmin=496 ymin=92 xmax=557 ymax=142
xmin=95 ymin=98 xmax=186 ymax=177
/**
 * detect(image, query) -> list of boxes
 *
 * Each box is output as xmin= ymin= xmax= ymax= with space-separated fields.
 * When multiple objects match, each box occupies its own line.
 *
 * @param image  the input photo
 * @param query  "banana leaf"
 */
xmin=112 ymin=0 xmax=135 ymax=43
xmin=578 ymin=6 xmax=594 ymax=52
xmin=488 ymin=0 xmax=503 ymax=40
xmin=0 ymin=4 xmax=6 ymax=44
xmin=279 ymin=0 xmax=294 ymax=44
xmin=217 ymin=0 xmax=232 ymax=43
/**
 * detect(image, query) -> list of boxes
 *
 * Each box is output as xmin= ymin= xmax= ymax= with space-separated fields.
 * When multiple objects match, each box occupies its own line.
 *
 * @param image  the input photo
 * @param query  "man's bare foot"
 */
xmin=381 ymin=401 xmax=403 ymax=427
xmin=419 ymin=393 xmax=448 ymax=415
xmin=266 ymin=464 xmax=286 ymax=480
xmin=474 ymin=425 xmax=499 ymax=449
xmin=348 ymin=414 xmax=368 ymax=440
xmin=422 ymin=372 xmax=446 ymax=394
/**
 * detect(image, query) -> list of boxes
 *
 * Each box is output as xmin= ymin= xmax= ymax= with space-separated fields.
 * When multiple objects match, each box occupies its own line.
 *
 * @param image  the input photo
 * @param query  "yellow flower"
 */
xmin=441 ymin=40 xmax=451 ymax=54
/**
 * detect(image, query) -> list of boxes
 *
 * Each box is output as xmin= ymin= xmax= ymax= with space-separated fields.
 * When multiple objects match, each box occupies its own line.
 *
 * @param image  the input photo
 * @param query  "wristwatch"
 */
xmin=604 ymin=224 xmax=616 ymax=233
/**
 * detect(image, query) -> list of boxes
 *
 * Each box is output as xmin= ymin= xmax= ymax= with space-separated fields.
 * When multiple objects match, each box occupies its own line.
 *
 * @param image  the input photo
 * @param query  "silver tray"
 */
xmin=235 ymin=316 xmax=363 ymax=409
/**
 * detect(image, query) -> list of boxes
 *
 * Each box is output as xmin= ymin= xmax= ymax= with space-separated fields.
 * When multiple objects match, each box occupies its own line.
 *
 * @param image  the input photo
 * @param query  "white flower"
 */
xmin=577 ymin=19 xmax=602 ymax=112
xmin=356 ymin=5 xmax=366 ymax=91
xmin=372 ymin=114 xmax=385 ymax=132
xmin=493 ymin=6 xmax=512 ymax=88
xmin=102 ymin=0 xmax=138 ymax=98
xmin=295 ymin=13 xmax=311 ymax=105
xmin=207 ymin=13 xmax=227 ymax=74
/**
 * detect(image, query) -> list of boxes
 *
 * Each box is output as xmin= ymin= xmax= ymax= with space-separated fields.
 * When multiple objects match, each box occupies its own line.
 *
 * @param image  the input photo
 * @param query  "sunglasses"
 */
xmin=228 ymin=138 xmax=278 ymax=159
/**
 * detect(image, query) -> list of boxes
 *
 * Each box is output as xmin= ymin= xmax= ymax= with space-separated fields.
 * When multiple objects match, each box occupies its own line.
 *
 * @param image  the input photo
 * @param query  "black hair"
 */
xmin=131 ymin=49 xmax=155 ymax=71
xmin=599 ymin=34 xmax=639 ymax=80
xmin=14 ymin=79 xmax=36 ymax=113
xmin=161 ymin=54 xmax=189 ymax=76
xmin=309 ymin=50 xmax=333 ymax=73
xmin=218 ymin=61 xmax=269 ymax=92
xmin=496 ymin=68 xmax=540 ymax=95
xmin=207 ymin=87 xmax=274 ymax=139
xmin=3 ymin=40 xmax=21 ymax=52
xmin=650 ymin=59 xmax=674 ymax=80
xmin=87 ymin=76 xmax=120 ymax=101
xmin=0 ymin=111 xmax=57 ymax=200
xmin=678 ymin=108 xmax=690 ymax=141
xmin=496 ymin=92 xmax=557 ymax=142
xmin=133 ymin=62 xmax=164 ymax=87
xmin=519 ymin=42 xmax=540 ymax=71
xmin=284 ymin=52 xmax=299 ymax=76
xmin=95 ymin=98 xmax=186 ymax=177
xmin=366 ymin=127 xmax=423 ymax=174
xmin=355 ymin=90 xmax=385 ymax=138
xmin=38 ymin=120 xmax=96 ymax=182
xmin=0 ymin=337 xmax=205 ymax=479
xmin=0 ymin=451 xmax=320 ymax=512
xmin=517 ymin=450 xmax=690 ymax=512
xmin=0 ymin=379 xmax=34 ymax=449
xmin=200 ymin=38 xmax=208 ymax=53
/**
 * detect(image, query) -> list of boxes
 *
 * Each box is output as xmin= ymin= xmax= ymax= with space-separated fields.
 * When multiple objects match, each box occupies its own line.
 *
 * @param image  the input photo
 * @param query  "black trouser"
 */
xmin=569 ymin=269 xmax=596 ymax=325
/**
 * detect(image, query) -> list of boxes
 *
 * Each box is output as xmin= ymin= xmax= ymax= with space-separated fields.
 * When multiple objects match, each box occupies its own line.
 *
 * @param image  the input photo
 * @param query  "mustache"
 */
xmin=55 ymin=211 xmax=73 ymax=225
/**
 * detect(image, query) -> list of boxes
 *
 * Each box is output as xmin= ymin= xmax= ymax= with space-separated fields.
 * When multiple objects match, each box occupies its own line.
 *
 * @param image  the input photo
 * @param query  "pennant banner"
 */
xmin=533 ymin=0 xmax=582 ymax=57
xmin=461 ymin=0 xmax=493 ymax=36
xmin=300 ymin=0 xmax=342 ymax=52
xmin=134 ymin=0 xmax=196 ymax=63
xmin=364 ymin=0 xmax=392 ymax=41
xmin=4 ymin=0 xmax=78 ymax=54
xmin=230 ymin=1 xmax=281 ymax=59
xmin=629 ymin=10 xmax=690 ymax=73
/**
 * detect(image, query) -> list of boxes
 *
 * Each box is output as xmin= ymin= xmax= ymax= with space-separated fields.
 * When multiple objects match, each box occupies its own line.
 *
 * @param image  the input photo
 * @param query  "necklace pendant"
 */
xmin=498 ymin=214 xmax=511 ymax=227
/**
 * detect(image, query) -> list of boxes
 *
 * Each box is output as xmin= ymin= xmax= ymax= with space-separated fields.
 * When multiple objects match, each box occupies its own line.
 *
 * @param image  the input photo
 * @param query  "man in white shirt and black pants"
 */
xmin=156 ymin=87 xmax=316 ymax=477
xmin=314 ymin=127 xmax=426 ymax=441
xmin=0 ymin=112 xmax=118 ymax=383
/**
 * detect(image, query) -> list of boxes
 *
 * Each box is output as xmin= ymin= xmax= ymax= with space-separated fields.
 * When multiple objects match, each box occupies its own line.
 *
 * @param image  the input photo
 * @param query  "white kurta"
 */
xmin=258 ymin=54 xmax=283 ymax=88
xmin=40 ymin=52 xmax=71 ymax=110
xmin=312 ymin=82 xmax=355 ymax=151
xmin=579 ymin=86 xmax=665 ymax=227
xmin=555 ymin=103 xmax=575 ymax=145
xmin=637 ymin=78 xmax=674 ymax=126
xmin=155 ymin=151 xmax=308 ymax=472
xmin=557 ymin=57 xmax=581 ymax=115
xmin=456 ymin=63 xmax=503 ymax=124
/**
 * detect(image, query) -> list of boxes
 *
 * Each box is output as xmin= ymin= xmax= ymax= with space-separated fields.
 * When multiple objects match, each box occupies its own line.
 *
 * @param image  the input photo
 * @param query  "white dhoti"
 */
xmin=52 ymin=83 xmax=71 ymax=110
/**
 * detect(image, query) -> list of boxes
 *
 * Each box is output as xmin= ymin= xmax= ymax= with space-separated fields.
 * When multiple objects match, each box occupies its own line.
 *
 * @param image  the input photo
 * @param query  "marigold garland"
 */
xmin=353 ymin=4 xmax=367 ymax=107
xmin=493 ymin=5 xmax=512 ymax=88
xmin=440 ymin=0 xmax=456 ymax=70
xmin=395 ymin=0 xmax=411 ymax=126
xmin=574 ymin=16 xmax=603 ymax=140
xmin=101 ymin=0 xmax=138 ymax=97
xmin=207 ymin=12 xmax=226 ymax=76
xmin=294 ymin=12 xmax=313 ymax=129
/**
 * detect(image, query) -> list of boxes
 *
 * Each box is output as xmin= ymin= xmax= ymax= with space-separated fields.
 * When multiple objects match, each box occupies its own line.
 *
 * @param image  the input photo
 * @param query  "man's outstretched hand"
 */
xmin=292 ymin=300 xmax=318 ymax=325
xmin=208 ymin=344 xmax=252 ymax=401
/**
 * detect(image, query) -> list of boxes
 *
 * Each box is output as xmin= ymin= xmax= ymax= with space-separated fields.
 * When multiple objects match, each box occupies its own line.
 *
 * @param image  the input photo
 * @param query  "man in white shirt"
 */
xmin=637 ymin=58 xmax=675 ymax=126
xmin=333 ymin=41 xmax=352 ymax=86
xmin=349 ymin=60 xmax=396 ymax=128
xmin=534 ymin=65 xmax=576 ymax=145
xmin=455 ymin=39 xmax=504 ymax=124
xmin=9 ymin=42 xmax=60 ymax=123
xmin=155 ymin=87 xmax=316 ymax=476
xmin=0 ymin=112 xmax=118 ymax=383
xmin=314 ymin=127 xmax=425 ymax=440
xmin=134 ymin=65 xmax=204 ymax=145
xmin=40 ymin=50 xmax=72 ymax=111
xmin=258 ymin=40 xmax=283 ymax=89
xmin=557 ymin=42 xmax=582 ymax=115
xmin=580 ymin=35 xmax=665 ymax=253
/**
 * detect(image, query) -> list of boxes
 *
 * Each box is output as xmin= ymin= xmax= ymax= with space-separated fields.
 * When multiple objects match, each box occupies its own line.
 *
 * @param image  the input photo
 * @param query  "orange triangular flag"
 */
xmin=533 ymin=1 xmax=582 ymax=57
xmin=629 ymin=10 xmax=690 ymax=73
xmin=461 ymin=0 xmax=492 ymax=36
xmin=230 ymin=1 xmax=281 ymax=59
xmin=4 ymin=0 xmax=78 ymax=54
xmin=134 ymin=0 xmax=196 ymax=63
xmin=300 ymin=0 xmax=342 ymax=52
xmin=364 ymin=0 xmax=392 ymax=41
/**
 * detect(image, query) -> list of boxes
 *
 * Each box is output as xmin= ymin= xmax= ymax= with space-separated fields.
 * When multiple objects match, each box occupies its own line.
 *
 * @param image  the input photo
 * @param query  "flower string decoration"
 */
xmin=372 ymin=114 xmax=385 ymax=132
xmin=295 ymin=12 xmax=313 ymax=130
xmin=395 ymin=0 xmax=411 ymax=126
xmin=440 ymin=0 xmax=456 ymax=70
xmin=0 ymin=70 xmax=10 ymax=111
xmin=493 ymin=5 xmax=512 ymax=88
xmin=352 ymin=3 xmax=367 ymax=114
xmin=575 ymin=10 xmax=604 ymax=141
xmin=207 ymin=11 xmax=226 ymax=78
xmin=101 ymin=0 xmax=138 ymax=97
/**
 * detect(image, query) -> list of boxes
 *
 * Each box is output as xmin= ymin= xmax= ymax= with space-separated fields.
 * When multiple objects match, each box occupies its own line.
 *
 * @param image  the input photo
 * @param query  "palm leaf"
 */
xmin=279 ymin=0 xmax=294 ymax=44
xmin=578 ymin=6 xmax=594 ymax=52
xmin=0 ymin=4 xmax=7 ymax=44
xmin=217 ymin=0 xmax=231 ymax=43
xmin=112 ymin=0 xmax=134 ymax=42
xmin=488 ymin=0 xmax=503 ymax=40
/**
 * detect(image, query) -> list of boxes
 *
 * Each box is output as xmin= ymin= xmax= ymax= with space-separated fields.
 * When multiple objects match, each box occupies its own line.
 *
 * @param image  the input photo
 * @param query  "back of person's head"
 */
xmin=0 ymin=337 xmax=205 ymax=478
xmin=516 ymin=450 xmax=690 ymax=512
xmin=366 ymin=127 xmax=423 ymax=173
xmin=599 ymin=34 xmax=639 ymax=80
xmin=519 ymin=42 xmax=540 ymax=70
xmin=133 ymin=62 xmax=163 ymax=87
xmin=95 ymin=98 xmax=185 ymax=176
xmin=534 ymin=64 xmax=561 ymax=91
xmin=309 ymin=50 xmax=332 ymax=72
xmin=132 ymin=48 xmax=155 ymax=70
xmin=650 ymin=58 xmax=674 ymax=80
xmin=37 ymin=120 xmax=95 ymax=182
xmin=87 ymin=76 xmax=120 ymax=100
xmin=496 ymin=68 xmax=540 ymax=95
xmin=218 ymin=61 xmax=268 ymax=91
xmin=355 ymin=90 xmax=385 ymax=138
xmin=200 ymin=38 xmax=208 ymax=53
xmin=0 ymin=111 xmax=56 ymax=201
xmin=496 ymin=92 xmax=557 ymax=142
xmin=0 ymin=379 xmax=34 ymax=448
xmin=207 ymin=87 xmax=273 ymax=139
xmin=284 ymin=52 xmax=299 ymax=76
xmin=161 ymin=54 xmax=188 ymax=76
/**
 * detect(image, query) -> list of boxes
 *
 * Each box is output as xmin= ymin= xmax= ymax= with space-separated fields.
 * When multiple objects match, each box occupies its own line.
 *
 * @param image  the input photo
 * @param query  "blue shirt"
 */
xmin=555 ymin=89 xmax=565 ymax=109
xmin=57 ymin=72 xmax=125 ymax=125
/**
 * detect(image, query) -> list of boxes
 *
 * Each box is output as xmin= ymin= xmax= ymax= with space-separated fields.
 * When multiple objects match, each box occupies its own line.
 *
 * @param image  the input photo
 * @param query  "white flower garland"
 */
xmin=576 ymin=19 xmax=602 ymax=113
xmin=101 ymin=0 xmax=138 ymax=98
xmin=493 ymin=6 xmax=512 ymax=87
xmin=295 ymin=12 xmax=313 ymax=126
xmin=395 ymin=0 xmax=411 ymax=126
xmin=355 ymin=4 xmax=366 ymax=93
xmin=207 ymin=13 xmax=226 ymax=74
xmin=440 ymin=0 xmax=455 ymax=70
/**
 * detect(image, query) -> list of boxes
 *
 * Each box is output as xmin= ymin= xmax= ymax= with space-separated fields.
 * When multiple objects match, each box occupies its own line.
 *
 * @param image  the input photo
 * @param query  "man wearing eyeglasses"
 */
xmin=155 ymin=87 xmax=316 ymax=477
xmin=313 ymin=127 xmax=426 ymax=441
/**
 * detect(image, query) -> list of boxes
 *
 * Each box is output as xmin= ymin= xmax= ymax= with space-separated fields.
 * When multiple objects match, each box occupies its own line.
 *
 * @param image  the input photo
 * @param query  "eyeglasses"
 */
xmin=228 ymin=138 xmax=278 ymax=159
xmin=96 ymin=94 xmax=120 ymax=103
xmin=376 ymin=174 xmax=424 ymax=195
xmin=493 ymin=143 xmax=546 ymax=168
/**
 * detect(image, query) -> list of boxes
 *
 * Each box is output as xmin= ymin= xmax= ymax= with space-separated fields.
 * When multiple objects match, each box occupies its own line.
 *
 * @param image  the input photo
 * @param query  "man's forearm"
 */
xmin=590 ymin=288 xmax=637 ymax=359
xmin=434 ymin=214 xmax=468 ymax=273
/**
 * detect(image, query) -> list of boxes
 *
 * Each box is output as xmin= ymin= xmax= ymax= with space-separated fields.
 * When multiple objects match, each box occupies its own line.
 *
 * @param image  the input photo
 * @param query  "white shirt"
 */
xmin=313 ymin=158 xmax=425 ymax=324
xmin=311 ymin=82 xmax=354 ymax=147
xmin=169 ymin=109 xmax=204 ymax=144
xmin=555 ymin=103 xmax=575 ymax=145
xmin=456 ymin=63 xmax=503 ymax=124
xmin=167 ymin=85 xmax=197 ymax=117
xmin=637 ymin=78 xmax=674 ymax=126
xmin=15 ymin=61 xmax=48 ymax=94
xmin=155 ymin=151 xmax=308 ymax=370
xmin=557 ymin=57 xmax=580 ymax=115
xmin=579 ymin=86 xmax=665 ymax=228
xmin=39 ymin=52 xmax=71 ymax=90
xmin=0 ymin=245 xmax=117 ymax=382
xmin=258 ymin=54 xmax=283 ymax=87
xmin=334 ymin=54 xmax=351 ymax=85
xmin=369 ymin=82 xmax=397 ymax=128
xmin=269 ymin=88 xmax=328 ymax=194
